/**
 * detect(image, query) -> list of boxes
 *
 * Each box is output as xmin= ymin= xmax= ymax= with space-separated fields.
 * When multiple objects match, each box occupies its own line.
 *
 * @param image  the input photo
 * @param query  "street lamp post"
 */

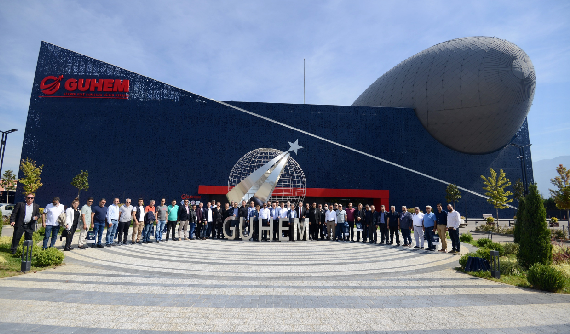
xmin=0 ymin=129 xmax=18 ymax=178
xmin=510 ymin=143 xmax=531 ymax=196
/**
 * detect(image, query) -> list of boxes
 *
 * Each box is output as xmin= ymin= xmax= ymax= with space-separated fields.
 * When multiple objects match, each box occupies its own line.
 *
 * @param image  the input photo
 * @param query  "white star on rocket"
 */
xmin=288 ymin=139 xmax=303 ymax=155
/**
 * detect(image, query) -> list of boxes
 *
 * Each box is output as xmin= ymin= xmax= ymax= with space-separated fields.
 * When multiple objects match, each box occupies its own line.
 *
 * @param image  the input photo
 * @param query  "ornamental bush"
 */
xmin=486 ymin=242 xmax=505 ymax=256
xmin=518 ymin=184 xmax=553 ymax=269
xmin=500 ymin=260 xmax=524 ymax=275
xmin=459 ymin=253 xmax=476 ymax=270
xmin=476 ymin=238 xmax=493 ymax=248
xmin=460 ymin=232 xmax=473 ymax=243
xmin=475 ymin=248 xmax=491 ymax=261
xmin=13 ymin=243 xmax=42 ymax=258
xmin=503 ymin=243 xmax=519 ymax=256
xmin=32 ymin=247 xmax=64 ymax=267
xmin=526 ymin=264 xmax=566 ymax=292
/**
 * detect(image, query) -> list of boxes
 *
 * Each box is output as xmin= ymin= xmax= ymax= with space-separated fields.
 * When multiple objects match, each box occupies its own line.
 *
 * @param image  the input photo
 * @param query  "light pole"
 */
xmin=510 ymin=143 xmax=531 ymax=196
xmin=0 ymin=129 xmax=18 ymax=178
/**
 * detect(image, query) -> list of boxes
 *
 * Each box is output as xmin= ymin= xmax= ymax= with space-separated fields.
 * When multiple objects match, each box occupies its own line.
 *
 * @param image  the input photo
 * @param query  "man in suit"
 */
xmin=354 ymin=203 xmax=366 ymax=242
xmin=10 ymin=193 xmax=41 ymax=254
xmin=308 ymin=202 xmax=319 ymax=241
xmin=238 ymin=200 xmax=248 ymax=240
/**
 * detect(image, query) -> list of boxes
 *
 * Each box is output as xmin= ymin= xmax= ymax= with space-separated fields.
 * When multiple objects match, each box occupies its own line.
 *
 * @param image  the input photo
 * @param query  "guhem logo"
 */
xmin=39 ymin=75 xmax=130 ymax=99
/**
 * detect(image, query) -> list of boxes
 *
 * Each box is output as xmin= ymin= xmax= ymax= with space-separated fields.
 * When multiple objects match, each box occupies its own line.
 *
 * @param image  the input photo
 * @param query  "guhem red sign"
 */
xmin=39 ymin=75 xmax=129 ymax=99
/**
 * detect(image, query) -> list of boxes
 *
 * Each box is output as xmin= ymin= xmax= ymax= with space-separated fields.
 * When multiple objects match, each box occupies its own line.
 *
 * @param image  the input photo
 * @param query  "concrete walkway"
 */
xmin=1 ymin=231 xmax=569 ymax=333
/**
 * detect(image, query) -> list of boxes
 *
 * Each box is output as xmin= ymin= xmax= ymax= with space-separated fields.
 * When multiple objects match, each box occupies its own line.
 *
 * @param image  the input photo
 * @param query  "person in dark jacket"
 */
xmin=10 ymin=193 xmax=41 ymax=254
xmin=214 ymin=202 xmax=224 ymax=239
xmin=238 ymin=200 xmax=248 ymax=240
xmin=177 ymin=200 xmax=191 ymax=240
xmin=308 ymin=203 xmax=319 ymax=241
xmin=378 ymin=205 xmax=389 ymax=244
xmin=353 ymin=203 xmax=366 ymax=242
xmin=196 ymin=202 xmax=205 ymax=240
xmin=400 ymin=206 xmax=414 ymax=247
xmin=386 ymin=206 xmax=401 ymax=245
xmin=319 ymin=204 xmax=327 ymax=240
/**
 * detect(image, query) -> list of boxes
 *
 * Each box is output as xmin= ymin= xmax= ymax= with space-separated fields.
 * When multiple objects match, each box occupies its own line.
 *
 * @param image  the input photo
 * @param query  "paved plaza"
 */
xmin=1 ymin=235 xmax=570 ymax=333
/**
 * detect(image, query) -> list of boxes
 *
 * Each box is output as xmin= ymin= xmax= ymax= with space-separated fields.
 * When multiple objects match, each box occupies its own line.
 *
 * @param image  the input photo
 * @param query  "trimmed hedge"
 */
xmin=33 ymin=247 xmax=64 ymax=267
xmin=460 ymin=232 xmax=473 ymax=243
xmin=518 ymin=184 xmax=553 ymax=268
xmin=527 ymin=264 xmax=566 ymax=292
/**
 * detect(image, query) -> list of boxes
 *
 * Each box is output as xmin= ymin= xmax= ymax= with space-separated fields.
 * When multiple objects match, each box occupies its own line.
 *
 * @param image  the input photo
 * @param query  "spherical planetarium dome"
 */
xmin=228 ymin=148 xmax=306 ymax=204
xmin=352 ymin=36 xmax=536 ymax=154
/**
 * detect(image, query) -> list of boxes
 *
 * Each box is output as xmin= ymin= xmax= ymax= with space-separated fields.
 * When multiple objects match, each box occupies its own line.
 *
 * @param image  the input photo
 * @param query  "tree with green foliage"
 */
xmin=0 ymin=170 xmax=17 ymax=203
xmin=549 ymin=164 xmax=570 ymax=224
xmin=19 ymin=158 xmax=43 ymax=195
xmin=71 ymin=170 xmax=89 ymax=199
xmin=517 ymin=184 xmax=553 ymax=269
xmin=445 ymin=183 xmax=461 ymax=209
xmin=481 ymin=168 xmax=513 ymax=220
xmin=513 ymin=178 xmax=524 ymax=202
xmin=513 ymin=197 xmax=524 ymax=244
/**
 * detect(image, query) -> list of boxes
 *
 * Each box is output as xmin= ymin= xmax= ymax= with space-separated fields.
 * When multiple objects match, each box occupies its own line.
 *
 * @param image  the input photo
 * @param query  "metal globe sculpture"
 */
xmin=353 ymin=36 xmax=536 ymax=154
xmin=228 ymin=148 xmax=306 ymax=205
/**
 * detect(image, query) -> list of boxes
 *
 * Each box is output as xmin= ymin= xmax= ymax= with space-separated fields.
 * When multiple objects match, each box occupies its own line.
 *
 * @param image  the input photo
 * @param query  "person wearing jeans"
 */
xmin=142 ymin=200 xmax=156 ymax=243
xmin=422 ymin=205 xmax=437 ymax=251
xmin=106 ymin=198 xmax=120 ymax=246
xmin=399 ymin=206 xmax=413 ymax=247
xmin=91 ymin=198 xmax=108 ymax=248
xmin=155 ymin=199 xmax=168 ymax=242
xmin=42 ymin=197 xmax=65 ymax=249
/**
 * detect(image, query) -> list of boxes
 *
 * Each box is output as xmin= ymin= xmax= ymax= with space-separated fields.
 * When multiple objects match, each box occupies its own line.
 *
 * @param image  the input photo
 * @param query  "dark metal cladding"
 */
xmin=18 ymin=42 xmax=532 ymax=218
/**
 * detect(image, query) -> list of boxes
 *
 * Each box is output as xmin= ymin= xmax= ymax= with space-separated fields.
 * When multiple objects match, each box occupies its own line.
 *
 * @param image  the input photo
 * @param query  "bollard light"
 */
xmin=490 ymin=250 xmax=500 ymax=279
xmin=21 ymin=240 xmax=33 ymax=272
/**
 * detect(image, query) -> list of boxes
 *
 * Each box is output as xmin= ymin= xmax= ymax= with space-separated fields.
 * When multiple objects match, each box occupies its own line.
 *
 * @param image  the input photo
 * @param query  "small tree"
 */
xmin=19 ymin=158 xmax=43 ymax=195
xmin=517 ymin=184 xmax=552 ymax=268
xmin=481 ymin=168 xmax=513 ymax=220
xmin=549 ymin=164 xmax=570 ymax=224
xmin=513 ymin=178 xmax=524 ymax=202
xmin=71 ymin=170 xmax=89 ymax=199
xmin=0 ymin=170 xmax=17 ymax=203
xmin=445 ymin=183 xmax=461 ymax=209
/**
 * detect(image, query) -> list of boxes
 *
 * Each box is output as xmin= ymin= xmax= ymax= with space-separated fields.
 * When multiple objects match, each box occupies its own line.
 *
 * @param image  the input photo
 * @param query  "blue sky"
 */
xmin=0 ymin=0 xmax=569 ymax=182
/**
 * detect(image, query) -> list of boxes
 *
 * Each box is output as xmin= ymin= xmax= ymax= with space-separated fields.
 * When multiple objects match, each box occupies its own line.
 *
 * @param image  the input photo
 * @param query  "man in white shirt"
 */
xmin=336 ymin=204 xmax=347 ymax=242
xmin=447 ymin=204 xmax=462 ymax=254
xmin=259 ymin=203 xmax=271 ymax=241
xmin=42 ymin=197 xmax=65 ymax=249
xmin=287 ymin=203 xmax=297 ymax=241
xmin=106 ymin=198 xmax=120 ymax=246
xmin=278 ymin=202 xmax=289 ymax=238
xmin=411 ymin=207 xmax=425 ymax=249
xmin=118 ymin=198 xmax=133 ymax=245
xmin=325 ymin=205 xmax=337 ymax=241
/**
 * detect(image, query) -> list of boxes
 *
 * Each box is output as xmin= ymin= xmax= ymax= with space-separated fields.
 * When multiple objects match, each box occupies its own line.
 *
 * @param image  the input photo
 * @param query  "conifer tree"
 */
xmin=513 ymin=197 xmax=524 ymax=244
xmin=517 ymin=184 xmax=552 ymax=268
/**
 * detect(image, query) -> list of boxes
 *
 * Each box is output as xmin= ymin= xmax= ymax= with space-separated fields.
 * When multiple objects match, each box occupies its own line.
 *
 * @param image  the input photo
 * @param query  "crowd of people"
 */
xmin=9 ymin=194 xmax=462 ymax=254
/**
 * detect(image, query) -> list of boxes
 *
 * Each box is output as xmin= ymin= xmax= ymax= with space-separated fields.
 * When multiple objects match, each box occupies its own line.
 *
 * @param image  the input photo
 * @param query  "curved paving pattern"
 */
xmin=1 ymin=239 xmax=569 ymax=333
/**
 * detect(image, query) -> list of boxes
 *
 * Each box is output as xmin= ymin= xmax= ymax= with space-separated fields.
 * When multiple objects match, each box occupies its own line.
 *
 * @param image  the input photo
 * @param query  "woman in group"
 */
xmin=64 ymin=198 xmax=80 ymax=251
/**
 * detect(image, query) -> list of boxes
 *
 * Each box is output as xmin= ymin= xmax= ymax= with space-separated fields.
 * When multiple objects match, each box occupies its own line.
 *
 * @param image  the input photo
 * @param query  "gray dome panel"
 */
xmin=353 ymin=37 xmax=536 ymax=154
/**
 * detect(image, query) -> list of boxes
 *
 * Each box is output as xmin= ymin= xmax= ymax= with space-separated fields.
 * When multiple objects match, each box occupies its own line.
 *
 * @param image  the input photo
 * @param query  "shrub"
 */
xmin=552 ymin=229 xmax=567 ymax=240
xmin=459 ymin=252 xmax=476 ymax=270
xmin=476 ymin=248 xmax=491 ymax=261
xmin=32 ymin=247 xmax=64 ymax=267
xmin=518 ymin=184 xmax=553 ymax=268
xmin=13 ymin=243 xmax=43 ymax=258
xmin=526 ymin=264 xmax=566 ymax=292
xmin=553 ymin=243 xmax=570 ymax=265
xmin=476 ymin=238 xmax=493 ymax=248
xmin=503 ymin=243 xmax=519 ymax=256
xmin=500 ymin=260 xmax=524 ymax=275
xmin=460 ymin=232 xmax=473 ymax=243
xmin=486 ymin=242 xmax=505 ymax=256
xmin=486 ymin=216 xmax=495 ymax=224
